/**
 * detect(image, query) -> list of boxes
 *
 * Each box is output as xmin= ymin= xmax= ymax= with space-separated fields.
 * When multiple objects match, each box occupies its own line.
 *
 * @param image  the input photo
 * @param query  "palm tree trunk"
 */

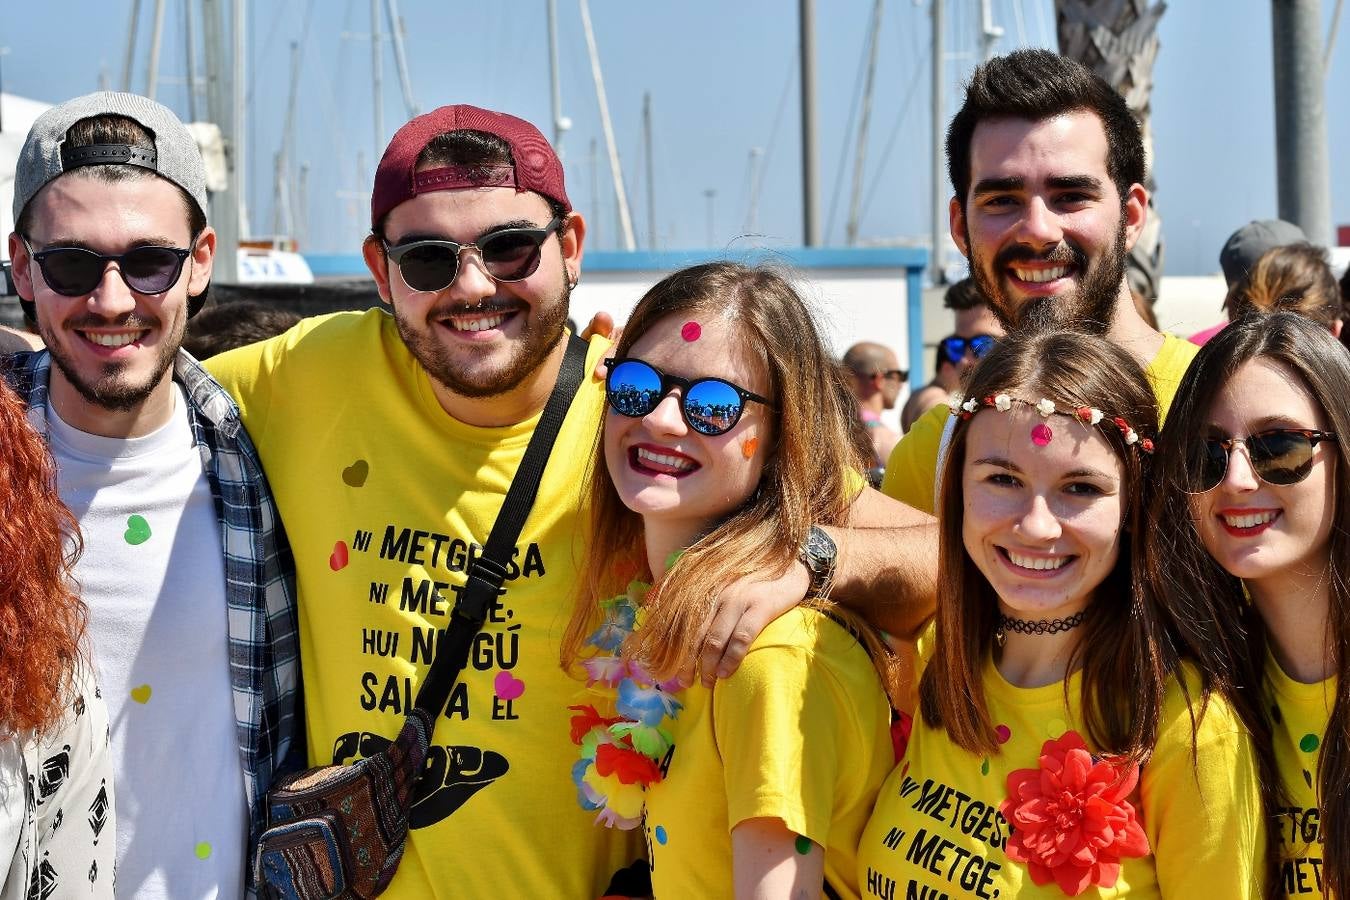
xmin=1056 ymin=0 xmax=1168 ymax=302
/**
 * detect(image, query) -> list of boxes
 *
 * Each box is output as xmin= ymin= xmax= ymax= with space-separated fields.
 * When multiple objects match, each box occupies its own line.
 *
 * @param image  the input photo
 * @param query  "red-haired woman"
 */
xmin=859 ymin=329 xmax=1266 ymax=898
xmin=0 ymin=378 xmax=114 ymax=898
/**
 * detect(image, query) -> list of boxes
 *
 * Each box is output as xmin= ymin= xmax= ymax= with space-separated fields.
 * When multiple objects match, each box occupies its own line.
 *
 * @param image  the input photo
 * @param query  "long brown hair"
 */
xmin=560 ymin=261 xmax=889 ymax=682
xmin=919 ymin=329 xmax=1170 ymax=758
xmin=0 ymin=380 xmax=86 ymax=735
xmin=1146 ymin=311 xmax=1344 ymax=897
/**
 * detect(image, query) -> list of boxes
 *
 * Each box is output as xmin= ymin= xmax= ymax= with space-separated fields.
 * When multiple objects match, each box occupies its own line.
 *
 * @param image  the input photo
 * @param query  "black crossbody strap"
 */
xmin=415 ymin=333 xmax=590 ymax=717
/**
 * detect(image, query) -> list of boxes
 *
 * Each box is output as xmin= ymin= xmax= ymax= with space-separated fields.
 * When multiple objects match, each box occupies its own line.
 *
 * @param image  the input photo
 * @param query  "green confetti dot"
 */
xmin=665 ymin=550 xmax=684 ymax=571
xmin=794 ymin=835 xmax=812 ymax=855
xmin=123 ymin=514 xmax=151 ymax=546
xmin=1300 ymin=733 xmax=1321 ymax=753
xmin=981 ymin=757 xmax=990 ymax=776
xmin=194 ymin=842 xmax=212 ymax=860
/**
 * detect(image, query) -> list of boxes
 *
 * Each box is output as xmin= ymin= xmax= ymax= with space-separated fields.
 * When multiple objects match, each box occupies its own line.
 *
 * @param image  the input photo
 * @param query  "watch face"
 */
xmin=804 ymin=527 xmax=837 ymax=568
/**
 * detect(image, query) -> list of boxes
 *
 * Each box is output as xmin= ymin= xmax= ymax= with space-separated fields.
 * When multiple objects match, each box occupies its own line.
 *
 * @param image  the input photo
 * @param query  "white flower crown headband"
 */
xmin=953 ymin=392 xmax=1155 ymax=453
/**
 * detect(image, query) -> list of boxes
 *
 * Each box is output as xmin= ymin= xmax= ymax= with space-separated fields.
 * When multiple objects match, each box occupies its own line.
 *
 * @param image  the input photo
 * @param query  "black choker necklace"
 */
xmin=995 ymin=609 xmax=1088 ymax=647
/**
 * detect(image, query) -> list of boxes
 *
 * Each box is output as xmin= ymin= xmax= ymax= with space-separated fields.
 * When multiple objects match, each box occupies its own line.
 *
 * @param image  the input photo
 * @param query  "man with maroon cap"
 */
xmin=208 ymin=104 xmax=935 ymax=897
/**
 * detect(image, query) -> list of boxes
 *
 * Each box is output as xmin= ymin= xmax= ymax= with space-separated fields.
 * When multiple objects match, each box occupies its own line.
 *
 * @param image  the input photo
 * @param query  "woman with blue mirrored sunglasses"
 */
xmin=561 ymin=262 xmax=895 ymax=899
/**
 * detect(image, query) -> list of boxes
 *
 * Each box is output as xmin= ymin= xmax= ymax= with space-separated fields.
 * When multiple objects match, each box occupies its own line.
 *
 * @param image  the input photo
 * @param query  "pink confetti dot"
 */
xmin=1031 ymin=423 xmax=1053 ymax=446
xmin=995 ymin=724 xmax=1012 ymax=744
xmin=680 ymin=321 xmax=702 ymax=342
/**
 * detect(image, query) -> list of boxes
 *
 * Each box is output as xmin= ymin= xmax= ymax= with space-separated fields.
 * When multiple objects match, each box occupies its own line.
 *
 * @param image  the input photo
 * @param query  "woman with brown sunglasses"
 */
xmin=1144 ymin=310 xmax=1350 ymax=899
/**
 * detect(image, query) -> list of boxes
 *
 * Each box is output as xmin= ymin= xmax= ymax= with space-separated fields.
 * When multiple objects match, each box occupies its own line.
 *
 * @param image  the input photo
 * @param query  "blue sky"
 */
xmin=4 ymin=1 xmax=1347 ymax=274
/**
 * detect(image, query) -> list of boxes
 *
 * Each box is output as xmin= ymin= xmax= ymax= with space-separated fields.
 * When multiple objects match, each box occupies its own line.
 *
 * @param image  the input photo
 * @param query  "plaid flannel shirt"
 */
xmin=3 ymin=349 xmax=304 ymax=892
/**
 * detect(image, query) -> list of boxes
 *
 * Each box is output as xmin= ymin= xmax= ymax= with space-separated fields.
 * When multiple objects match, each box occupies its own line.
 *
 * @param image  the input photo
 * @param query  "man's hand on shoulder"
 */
xmin=580 ymin=311 xmax=622 ymax=380
xmin=0 ymin=325 xmax=42 ymax=355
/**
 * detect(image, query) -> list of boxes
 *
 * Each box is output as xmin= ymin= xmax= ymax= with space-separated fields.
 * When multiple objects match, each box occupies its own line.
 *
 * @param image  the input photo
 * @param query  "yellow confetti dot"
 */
xmin=1046 ymin=718 xmax=1067 ymax=738
xmin=194 ymin=842 xmax=212 ymax=860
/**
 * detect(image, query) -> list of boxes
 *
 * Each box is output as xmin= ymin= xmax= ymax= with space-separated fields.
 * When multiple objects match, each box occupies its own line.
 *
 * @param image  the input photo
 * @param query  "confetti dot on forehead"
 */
xmin=995 ymin=724 xmax=1011 ymax=744
xmin=795 ymin=835 xmax=812 ymax=855
xmin=1031 ymin=423 xmax=1053 ymax=446
xmin=680 ymin=321 xmax=702 ymax=342
xmin=1046 ymin=718 xmax=1068 ymax=739
xmin=741 ymin=437 xmax=759 ymax=459
xmin=1300 ymin=733 xmax=1321 ymax=753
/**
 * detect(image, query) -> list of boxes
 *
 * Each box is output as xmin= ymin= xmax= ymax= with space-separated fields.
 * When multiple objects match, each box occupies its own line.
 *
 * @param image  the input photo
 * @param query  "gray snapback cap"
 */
xmin=1219 ymin=219 xmax=1307 ymax=288
xmin=12 ymin=91 xmax=208 ymax=224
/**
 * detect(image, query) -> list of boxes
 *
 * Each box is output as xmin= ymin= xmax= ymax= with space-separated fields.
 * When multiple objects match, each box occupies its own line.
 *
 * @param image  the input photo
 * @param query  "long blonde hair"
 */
xmin=560 ymin=261 xmax=888 ymax=681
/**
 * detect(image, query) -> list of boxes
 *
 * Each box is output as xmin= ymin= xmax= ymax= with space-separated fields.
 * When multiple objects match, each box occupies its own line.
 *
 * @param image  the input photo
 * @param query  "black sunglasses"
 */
xmin=938 ymin=333 xmax=997 ymax=366
xmin=1194 ymin=428 xmax=1338 ymax=492
xmin=23 ymin=236 xmax=194 ymax=297
xmin=384 ymin=215 xmax=564 ymax=292
xmin=604 ymin=357 xmax=773 ymax=436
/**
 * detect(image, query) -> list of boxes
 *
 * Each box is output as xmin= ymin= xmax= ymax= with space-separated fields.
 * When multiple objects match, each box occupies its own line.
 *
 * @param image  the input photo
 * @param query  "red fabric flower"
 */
xmin=594 ymin=742 xmax=663 ymax=786
xmin=999 ymin=730 xmax=1150 ymax=896
xmin=567 ymin=704 xmax=622 ymax=745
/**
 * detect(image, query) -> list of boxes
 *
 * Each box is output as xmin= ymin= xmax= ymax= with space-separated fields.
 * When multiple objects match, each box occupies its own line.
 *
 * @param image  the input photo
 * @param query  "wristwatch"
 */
xmin=797 ymin=525 xmax=838 ymax=597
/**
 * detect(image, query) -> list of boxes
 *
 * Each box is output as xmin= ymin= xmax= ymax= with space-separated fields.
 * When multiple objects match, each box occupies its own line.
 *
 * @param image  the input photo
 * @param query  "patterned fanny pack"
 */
xmin=255 ymin=711 xmax=432 ymax=898
xmin=253 ymin=334 xmax=589 ymax=899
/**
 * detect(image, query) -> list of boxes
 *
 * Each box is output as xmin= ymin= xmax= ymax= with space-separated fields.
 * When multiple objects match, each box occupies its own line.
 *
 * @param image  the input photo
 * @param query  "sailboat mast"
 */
xmin=546 ymin=0 xmax=568 ymax=158
xmin=799 ymin=0 xmax=819 ymax=246
xmin=643 ymin=92 xmax=656 ymax=250
xmin=929 ymin=0 xmax=945 ymax=282
xmin=846 ymin=0 xmax=883 ymax=246
xmin=578 ymin=0 xmax=636 ymax=251
xmin=371 ymin=0 xmax=385 ymax=159
xmin=146 ymin=0 xmax=167 ymax=99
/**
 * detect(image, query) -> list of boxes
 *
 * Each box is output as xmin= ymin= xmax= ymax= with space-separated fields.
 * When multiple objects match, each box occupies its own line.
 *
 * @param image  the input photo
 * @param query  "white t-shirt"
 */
xmin=47 ymin=384 xmax=247 ymax=900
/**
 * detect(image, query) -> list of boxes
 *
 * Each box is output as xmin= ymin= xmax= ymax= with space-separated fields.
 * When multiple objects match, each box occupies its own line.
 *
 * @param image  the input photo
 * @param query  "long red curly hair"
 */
xmin=0 ymin=379 xmax=86 ymax=734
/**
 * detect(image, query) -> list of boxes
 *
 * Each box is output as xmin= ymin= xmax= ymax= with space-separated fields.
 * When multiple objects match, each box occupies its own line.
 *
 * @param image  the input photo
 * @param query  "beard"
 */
xmin=394 ymin=279 xmax=571 ymax=400
xmin=41 ymin=312 xmax=181 ymax=413
xmin=967 ymin=215 xmax=1127 ymax=336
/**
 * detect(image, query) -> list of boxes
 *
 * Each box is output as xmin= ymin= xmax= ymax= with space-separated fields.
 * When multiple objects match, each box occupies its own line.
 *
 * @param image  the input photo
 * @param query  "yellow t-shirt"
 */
xmin=641 ymin=607 xmax=893 ymax=899
xmin=1267 ymin=653 xmax=1335 ymax=898
xmin=207 ymin=310 xmax=639 ymax=899
xmin=857 ymin=659 xmax=1265 ymax=899
xmin=880 ymin=332 xmax=1200 ymax=514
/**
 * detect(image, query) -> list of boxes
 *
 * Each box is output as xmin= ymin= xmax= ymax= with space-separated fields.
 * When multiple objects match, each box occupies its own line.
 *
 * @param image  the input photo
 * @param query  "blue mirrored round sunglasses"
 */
xmin=604 ymin=357 xmax=772 ymax=436
xmin=937 ymin=333 xmax=997 ymax=366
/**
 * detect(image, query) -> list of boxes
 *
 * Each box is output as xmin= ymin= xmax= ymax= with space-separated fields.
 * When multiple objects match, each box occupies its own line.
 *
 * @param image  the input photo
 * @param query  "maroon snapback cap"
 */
xmin=371 ymin=104 xmax=570 ymax=228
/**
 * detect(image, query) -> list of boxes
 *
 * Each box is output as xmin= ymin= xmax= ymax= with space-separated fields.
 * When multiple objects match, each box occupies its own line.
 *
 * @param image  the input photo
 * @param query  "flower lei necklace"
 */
xmin=568 ymin=578 xmax=684 ymax=830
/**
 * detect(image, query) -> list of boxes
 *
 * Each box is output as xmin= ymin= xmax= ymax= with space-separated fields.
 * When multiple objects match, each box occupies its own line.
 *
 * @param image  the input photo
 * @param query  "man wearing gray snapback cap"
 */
xmin=3 ymin=91 xmax=301 ymax=899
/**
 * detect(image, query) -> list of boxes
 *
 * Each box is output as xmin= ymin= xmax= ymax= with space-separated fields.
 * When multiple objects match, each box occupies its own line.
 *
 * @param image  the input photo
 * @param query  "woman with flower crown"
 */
xmin=1144 ymin=311 xmax=1349 ymax=899
xmin=857 ymin=329 xmax=1265 ymax=898
xmin=560 ymin=261 xmax=897 ymax=898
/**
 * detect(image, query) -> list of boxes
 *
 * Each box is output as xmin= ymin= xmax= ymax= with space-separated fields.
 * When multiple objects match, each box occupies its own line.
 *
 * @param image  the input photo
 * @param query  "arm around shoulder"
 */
xmin=820 ymin=486 xmax=937 ymax=639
